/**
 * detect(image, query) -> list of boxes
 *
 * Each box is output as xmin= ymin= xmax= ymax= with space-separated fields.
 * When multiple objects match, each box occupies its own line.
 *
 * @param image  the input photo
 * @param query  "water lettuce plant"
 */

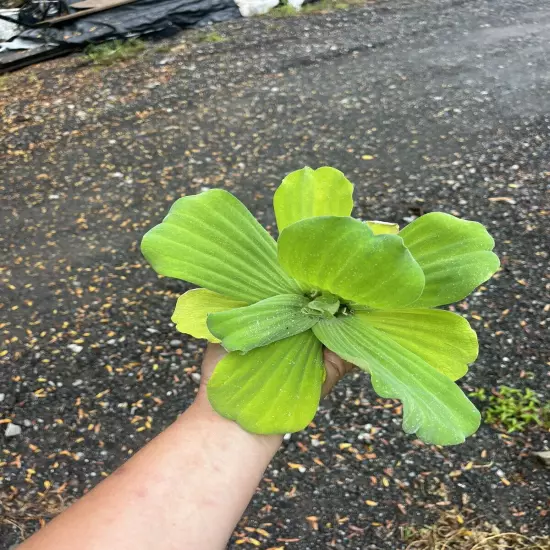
xmin=141 ymin=167 xmax=499 ymax=445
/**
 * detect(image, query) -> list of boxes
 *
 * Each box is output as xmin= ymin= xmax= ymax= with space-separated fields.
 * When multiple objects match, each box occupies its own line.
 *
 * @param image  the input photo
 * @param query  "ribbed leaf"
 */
xmin=313 ymin=315 xmax=480 ymax=445
xmin=399 ymin=212 xmax=500 ymax=307
xmin=274 ymin=166 xmax=354 ymax=232
xmin=141 ymin=189 xmax=302 ymax=303
xmin=171 ymin=289 xmax=247 ymax=342
xmin=207 ymin=331 xmax=325 ymax=433
xmin=366 ymin=220 xmax=399 ymax=235
xmin=277 ymin=216 xmax=425 ymax=309
xmin=208 ymin=294 xmax=318 ymax=352
xmin=355 ymin=309 xmax=478 ymax=380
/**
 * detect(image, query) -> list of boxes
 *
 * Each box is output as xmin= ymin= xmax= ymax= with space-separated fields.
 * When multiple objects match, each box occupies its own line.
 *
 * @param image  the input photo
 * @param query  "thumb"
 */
xmin=322 ymin=348 xmax=354 ymax=397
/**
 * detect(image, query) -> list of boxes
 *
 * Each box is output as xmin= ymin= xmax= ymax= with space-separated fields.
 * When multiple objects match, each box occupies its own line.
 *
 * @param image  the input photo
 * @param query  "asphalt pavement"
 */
xmin=1 ymin=0 xmax=549 ymax=547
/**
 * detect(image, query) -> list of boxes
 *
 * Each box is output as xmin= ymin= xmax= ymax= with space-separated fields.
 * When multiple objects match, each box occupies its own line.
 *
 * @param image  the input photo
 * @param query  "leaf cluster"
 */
xmin=141 ymin=166 xmax=500 ymax=445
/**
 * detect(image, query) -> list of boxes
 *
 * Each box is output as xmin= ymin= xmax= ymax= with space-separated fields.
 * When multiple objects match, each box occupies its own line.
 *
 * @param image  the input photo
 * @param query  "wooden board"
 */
xmin=38 ymin=0 xmax=137 ymax=25
xmin=71 ymin=0 xmax=127 ymax=9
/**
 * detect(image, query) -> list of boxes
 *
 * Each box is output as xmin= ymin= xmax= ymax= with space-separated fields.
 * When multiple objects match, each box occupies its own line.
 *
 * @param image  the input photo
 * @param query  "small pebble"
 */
xmin=5 ymin=423 xmax=22 ymax=438
xmin=67 ymin=344 xmax=83 ymax=354
xmin=532 ymin=451 xmax=550 ymax=467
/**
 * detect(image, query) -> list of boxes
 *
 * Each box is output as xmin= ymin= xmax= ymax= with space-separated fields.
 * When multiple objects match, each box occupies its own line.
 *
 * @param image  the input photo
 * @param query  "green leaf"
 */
xmin=313 ymin=315 xmax=480 ymax=445
xmin=207 ymin=331 xmax=325 ymax=433
xmin=366 ymin=220 xmax=399 ymax=235
xmin=399 ymin=212 xmax=500 ymax=307
xmin=278 ymin=216 xmax=425 ymax=308
xmin=355 ymin=309 xmax=478 ymax=380
xmin=274 ymin=166 xmax=354 ymax=232
xmin=141 ymin=189 xmax=302 ymax=303
xmin=305 ymin=292 xmax=340 ymax=318
xmin=207 ymin=294 xmax=318 ymax=352
xmin=171 ymin=289 xmax=247 ymax=342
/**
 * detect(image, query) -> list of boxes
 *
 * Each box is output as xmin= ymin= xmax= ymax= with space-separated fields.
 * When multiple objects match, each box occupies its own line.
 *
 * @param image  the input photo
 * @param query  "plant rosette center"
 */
xmin=141 ymin=166 xmax=500 ymax=446
xmin=302 ymin=291 xmax=342 ymax=318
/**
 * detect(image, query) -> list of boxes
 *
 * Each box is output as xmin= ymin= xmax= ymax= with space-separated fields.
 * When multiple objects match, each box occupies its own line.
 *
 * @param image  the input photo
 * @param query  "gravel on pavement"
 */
xmin=1 ymin=0 xmax=549 ymax=547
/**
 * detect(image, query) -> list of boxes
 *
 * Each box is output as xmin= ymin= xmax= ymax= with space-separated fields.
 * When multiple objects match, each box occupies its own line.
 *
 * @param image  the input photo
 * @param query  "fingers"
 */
xmin=321 ymin=348 xmax=354 ymax=397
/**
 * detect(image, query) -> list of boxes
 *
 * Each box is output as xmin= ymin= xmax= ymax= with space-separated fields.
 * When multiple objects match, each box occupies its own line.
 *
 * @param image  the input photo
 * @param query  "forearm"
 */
xmin=20 ymin=397 xmax=282 ymax=550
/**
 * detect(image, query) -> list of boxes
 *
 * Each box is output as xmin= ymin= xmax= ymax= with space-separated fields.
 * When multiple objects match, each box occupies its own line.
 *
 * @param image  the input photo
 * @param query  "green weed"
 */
xmin=468 ymin=387 xmax=487 ymax=401
xmin=473 ymin=386 xmax=550 ymax=433
xmin=154 ymin=44 xmax=175 ymax=54
xmin=268 ymin=0 xmax=358 ymax=17
xmin=85 ymin=38 xmax=146 ymax=66
xmin=301 ymin=0 xmax=348 ymax=12
xmin=199 ymin=31 xmax=226 ymax=43
xmin=269 ymin=2 xmax=299 ymax=17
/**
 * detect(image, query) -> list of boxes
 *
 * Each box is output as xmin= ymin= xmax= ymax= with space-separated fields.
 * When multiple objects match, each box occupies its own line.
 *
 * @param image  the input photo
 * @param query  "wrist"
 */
xmin=186 ymin=390 xmax=283 ymax=456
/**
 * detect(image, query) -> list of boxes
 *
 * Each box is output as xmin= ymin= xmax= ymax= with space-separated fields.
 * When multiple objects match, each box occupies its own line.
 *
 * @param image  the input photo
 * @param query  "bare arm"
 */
xmin=20 ymin=345 xmax=351 ymax=550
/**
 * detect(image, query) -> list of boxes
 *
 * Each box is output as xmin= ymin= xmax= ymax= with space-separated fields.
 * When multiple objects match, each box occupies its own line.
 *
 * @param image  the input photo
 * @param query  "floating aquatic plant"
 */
xmin=141 ymin=167 xmax=499 ymax=445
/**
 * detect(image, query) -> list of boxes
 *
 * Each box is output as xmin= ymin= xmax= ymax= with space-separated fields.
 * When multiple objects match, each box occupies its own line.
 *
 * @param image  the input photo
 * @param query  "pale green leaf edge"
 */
xmin=171 ymin=288 xmax=247 ymax=342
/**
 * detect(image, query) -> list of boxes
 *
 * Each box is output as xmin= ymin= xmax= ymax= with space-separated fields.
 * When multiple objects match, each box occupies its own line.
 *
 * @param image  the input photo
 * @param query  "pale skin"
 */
xmin=20 ymin=344 xmax=353 ymax=550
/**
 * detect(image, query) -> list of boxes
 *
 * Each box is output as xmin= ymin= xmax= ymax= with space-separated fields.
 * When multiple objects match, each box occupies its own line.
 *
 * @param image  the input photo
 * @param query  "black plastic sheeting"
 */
xmin=16 ymin=0 xmax=241 ymax=46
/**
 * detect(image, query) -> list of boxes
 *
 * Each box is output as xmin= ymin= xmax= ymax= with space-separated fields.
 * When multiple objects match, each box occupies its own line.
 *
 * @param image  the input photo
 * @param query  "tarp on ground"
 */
xmin=13 ymin=0 xmax=242 ymax=46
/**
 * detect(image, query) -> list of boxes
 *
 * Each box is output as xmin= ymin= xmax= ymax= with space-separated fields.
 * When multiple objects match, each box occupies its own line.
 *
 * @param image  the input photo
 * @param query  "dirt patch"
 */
xmin=403 ymin=511 xmax=550 ymax=549
xmin=0 ymin=490 xmax=72 ymax=540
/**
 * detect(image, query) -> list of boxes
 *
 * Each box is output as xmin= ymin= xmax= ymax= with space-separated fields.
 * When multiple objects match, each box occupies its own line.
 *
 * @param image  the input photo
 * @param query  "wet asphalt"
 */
xmin=1 ymin=0 xmax=549 ymax=547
